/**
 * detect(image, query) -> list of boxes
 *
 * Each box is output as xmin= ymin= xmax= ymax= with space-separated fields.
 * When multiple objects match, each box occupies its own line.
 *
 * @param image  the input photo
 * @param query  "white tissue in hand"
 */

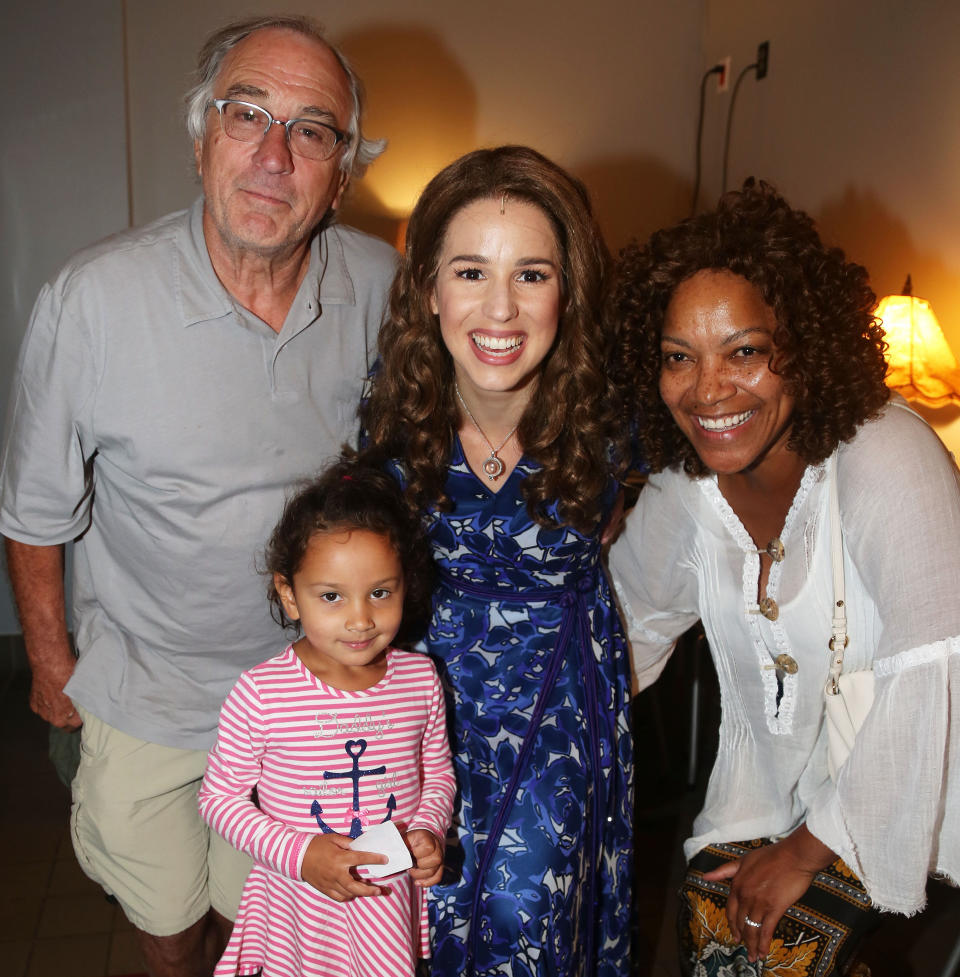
xmin=349 ymin=820 xmax=412 ymax=879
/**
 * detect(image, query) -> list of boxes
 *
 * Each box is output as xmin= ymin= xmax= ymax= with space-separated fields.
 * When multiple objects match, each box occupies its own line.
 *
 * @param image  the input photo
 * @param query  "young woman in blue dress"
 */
xmin=361 ymin=145 xmax=632 ymax=977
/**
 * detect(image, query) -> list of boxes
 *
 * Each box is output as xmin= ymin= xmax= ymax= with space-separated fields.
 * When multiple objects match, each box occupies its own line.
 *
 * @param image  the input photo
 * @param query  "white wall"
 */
xmin=699 ymin=0 xmax=960 ymax=451
xmin=0 ymin=0 xmax=128 ymax=634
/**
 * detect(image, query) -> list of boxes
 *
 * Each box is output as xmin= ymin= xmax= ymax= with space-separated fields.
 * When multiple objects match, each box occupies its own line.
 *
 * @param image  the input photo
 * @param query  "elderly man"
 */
xmin=0 ymin=15 xmax=395 ymax=976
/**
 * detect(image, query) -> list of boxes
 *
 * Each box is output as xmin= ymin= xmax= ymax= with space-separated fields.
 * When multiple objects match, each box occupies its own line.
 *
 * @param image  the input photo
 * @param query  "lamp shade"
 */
xmin=875 ymin=292 xmax=960 ymax=408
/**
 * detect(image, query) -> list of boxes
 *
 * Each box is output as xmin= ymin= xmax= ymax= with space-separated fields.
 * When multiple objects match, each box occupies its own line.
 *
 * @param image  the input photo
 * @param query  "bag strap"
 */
xmin=826 ymin=400 xmax=930 ymax=693
xmin=886 ymin=395 xmax=927 ymax=425
xmin=827 ymin=451 xmax=848 ymax=694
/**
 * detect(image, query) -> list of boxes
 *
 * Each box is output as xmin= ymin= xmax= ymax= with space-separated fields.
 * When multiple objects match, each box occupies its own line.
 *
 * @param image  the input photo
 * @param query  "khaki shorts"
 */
xmin=70 ymin=706 xmax=251 ymax=936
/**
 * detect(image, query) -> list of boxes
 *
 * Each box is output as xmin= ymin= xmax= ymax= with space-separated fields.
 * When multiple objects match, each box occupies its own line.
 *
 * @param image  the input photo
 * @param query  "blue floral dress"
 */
xmin=392 ymin=442 xmax=633 ymax=977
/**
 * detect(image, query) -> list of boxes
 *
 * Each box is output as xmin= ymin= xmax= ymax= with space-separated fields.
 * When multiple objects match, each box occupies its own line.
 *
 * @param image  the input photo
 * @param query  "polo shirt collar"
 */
xmin=176 ymin=198 xmax=233 ymax=328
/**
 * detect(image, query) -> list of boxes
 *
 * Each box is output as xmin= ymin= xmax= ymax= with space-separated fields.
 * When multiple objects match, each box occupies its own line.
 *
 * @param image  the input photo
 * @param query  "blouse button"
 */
xmin=758 ymin=596 xmax=779 ymax=621
xmin=774 ymin=653 xmax=798 ymax=674
xmin=765 ymin=538 xmax=785 ymax=561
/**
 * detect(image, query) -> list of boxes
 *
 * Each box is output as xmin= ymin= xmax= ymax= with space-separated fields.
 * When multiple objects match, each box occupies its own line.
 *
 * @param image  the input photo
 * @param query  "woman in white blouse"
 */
xmin=608 ymin=179 xmax=960 ymax=971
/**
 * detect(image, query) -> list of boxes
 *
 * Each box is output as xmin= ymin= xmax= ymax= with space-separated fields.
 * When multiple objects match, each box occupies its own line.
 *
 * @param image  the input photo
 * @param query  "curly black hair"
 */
xmin=609 ymin=178 xmax=889 ymax=475
xmin=264 ymin=457 xmax=434 ymax=647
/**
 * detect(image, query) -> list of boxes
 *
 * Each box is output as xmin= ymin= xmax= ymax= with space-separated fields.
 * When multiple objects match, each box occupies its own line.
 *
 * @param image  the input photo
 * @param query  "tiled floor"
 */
xmin=1 ymin=633 xmax=958 ymax=976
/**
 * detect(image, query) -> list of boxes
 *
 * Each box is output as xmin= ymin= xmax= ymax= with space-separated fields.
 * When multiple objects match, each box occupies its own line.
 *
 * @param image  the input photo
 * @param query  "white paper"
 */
xmin=348 ymin=820 xmax=412 ymax=879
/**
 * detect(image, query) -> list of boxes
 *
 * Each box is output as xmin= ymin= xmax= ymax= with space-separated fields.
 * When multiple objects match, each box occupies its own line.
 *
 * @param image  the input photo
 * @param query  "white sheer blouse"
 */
xmin=609 ymin=401 xmax=960 ymax=914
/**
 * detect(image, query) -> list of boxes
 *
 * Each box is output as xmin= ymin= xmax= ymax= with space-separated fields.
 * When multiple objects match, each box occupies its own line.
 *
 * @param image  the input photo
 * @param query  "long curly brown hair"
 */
xmin=362 ymin=146 xmax=626 ymax=532
xmin=609 ymin=178 xmax=889 ymax=476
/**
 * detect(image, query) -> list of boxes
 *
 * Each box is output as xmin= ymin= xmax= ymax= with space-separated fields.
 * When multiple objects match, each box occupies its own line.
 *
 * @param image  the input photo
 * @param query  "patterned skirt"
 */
xmin=678 ymin=839 xmax=880 ymax=977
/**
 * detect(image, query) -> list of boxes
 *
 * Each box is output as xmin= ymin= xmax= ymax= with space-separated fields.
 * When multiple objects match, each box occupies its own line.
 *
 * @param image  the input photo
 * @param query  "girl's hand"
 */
xmin=405 ymin=828 xmax=444 ymax=887
xmin=300 ymin=833 xmax=387 ymax=902
xmin=702 ymin=825 xmax=836 ymax=963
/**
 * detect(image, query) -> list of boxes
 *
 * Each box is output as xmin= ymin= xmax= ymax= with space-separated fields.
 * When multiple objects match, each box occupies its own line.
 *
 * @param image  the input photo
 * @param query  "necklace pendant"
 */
xmin=482 ymin=454 xmax=505 ymax=480
xmin=454 ymin=382 xmax=518 ymax=482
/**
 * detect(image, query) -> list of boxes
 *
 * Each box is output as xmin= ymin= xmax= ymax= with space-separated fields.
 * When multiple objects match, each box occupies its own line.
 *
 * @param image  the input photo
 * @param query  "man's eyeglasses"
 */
xmin=209 ymin=99 xmax=350 ymax=161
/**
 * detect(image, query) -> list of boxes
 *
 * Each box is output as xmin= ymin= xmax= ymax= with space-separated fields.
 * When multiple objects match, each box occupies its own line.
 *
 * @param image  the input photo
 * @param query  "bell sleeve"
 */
xmin=805 ymin=404 xmax=960 ymax=913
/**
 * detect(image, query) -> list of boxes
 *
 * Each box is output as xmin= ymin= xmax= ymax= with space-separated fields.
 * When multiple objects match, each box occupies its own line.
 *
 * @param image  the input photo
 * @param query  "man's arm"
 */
xmin=4 ymin=538 xmax=80 ymax=729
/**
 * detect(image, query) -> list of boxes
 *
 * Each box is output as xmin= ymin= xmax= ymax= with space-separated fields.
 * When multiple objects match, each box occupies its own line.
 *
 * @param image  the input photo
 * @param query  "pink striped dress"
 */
xmin=199 ymin=646 xmax=455 ymax=977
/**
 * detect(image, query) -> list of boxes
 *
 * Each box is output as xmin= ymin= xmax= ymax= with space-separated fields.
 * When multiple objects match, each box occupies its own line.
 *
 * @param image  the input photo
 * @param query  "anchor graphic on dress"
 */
xmin=309 ymin=738 xmax=397 ymax=839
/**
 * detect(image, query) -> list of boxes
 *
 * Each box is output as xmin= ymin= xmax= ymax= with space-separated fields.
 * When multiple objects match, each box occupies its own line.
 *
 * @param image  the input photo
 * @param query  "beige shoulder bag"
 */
xmin=823 ymin=451 xmax=875 ymax=780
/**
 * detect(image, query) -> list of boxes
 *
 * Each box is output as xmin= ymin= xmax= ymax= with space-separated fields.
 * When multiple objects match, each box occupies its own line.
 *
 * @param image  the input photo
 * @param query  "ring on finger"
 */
xmin=744 ymin=915 xmax=762 ymax=928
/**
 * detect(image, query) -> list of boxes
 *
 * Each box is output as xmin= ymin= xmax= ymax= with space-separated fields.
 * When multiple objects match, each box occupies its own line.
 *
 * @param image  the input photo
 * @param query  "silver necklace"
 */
xmin=454 ymin=382 xmax=519 ymax=481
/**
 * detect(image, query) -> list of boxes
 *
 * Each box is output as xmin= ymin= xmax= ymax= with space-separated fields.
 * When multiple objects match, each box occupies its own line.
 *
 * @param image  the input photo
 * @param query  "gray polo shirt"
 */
xmin=0 ymin=198 xmax=396 ymax=749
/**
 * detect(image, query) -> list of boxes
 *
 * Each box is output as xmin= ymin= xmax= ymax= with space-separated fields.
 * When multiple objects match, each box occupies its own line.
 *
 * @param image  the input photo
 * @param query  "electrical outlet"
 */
xmin=756 ymin=41 xmax=770 ymax=79
xmin=717 ymin=56 xmax=731 ymax=92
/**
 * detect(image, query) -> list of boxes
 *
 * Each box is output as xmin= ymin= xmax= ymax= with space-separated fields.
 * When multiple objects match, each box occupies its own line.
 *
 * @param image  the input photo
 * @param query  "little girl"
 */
xmin=199 ymin=460 xmax=455 ymax=977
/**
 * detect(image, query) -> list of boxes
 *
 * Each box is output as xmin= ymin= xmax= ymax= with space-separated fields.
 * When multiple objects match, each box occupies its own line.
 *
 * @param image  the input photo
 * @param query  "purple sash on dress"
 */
xmin=438 ymin=569 xmax=608 ymax=973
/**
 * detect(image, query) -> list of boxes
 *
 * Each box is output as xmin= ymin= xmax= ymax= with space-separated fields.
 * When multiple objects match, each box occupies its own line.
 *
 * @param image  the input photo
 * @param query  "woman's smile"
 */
xmin=695 ymin=409 xmax=757 ymax=432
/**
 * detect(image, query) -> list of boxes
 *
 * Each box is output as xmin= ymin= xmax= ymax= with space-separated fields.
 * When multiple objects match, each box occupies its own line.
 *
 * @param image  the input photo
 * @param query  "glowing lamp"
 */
xmin=875 ymin=277 xmax=960 ymax=408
